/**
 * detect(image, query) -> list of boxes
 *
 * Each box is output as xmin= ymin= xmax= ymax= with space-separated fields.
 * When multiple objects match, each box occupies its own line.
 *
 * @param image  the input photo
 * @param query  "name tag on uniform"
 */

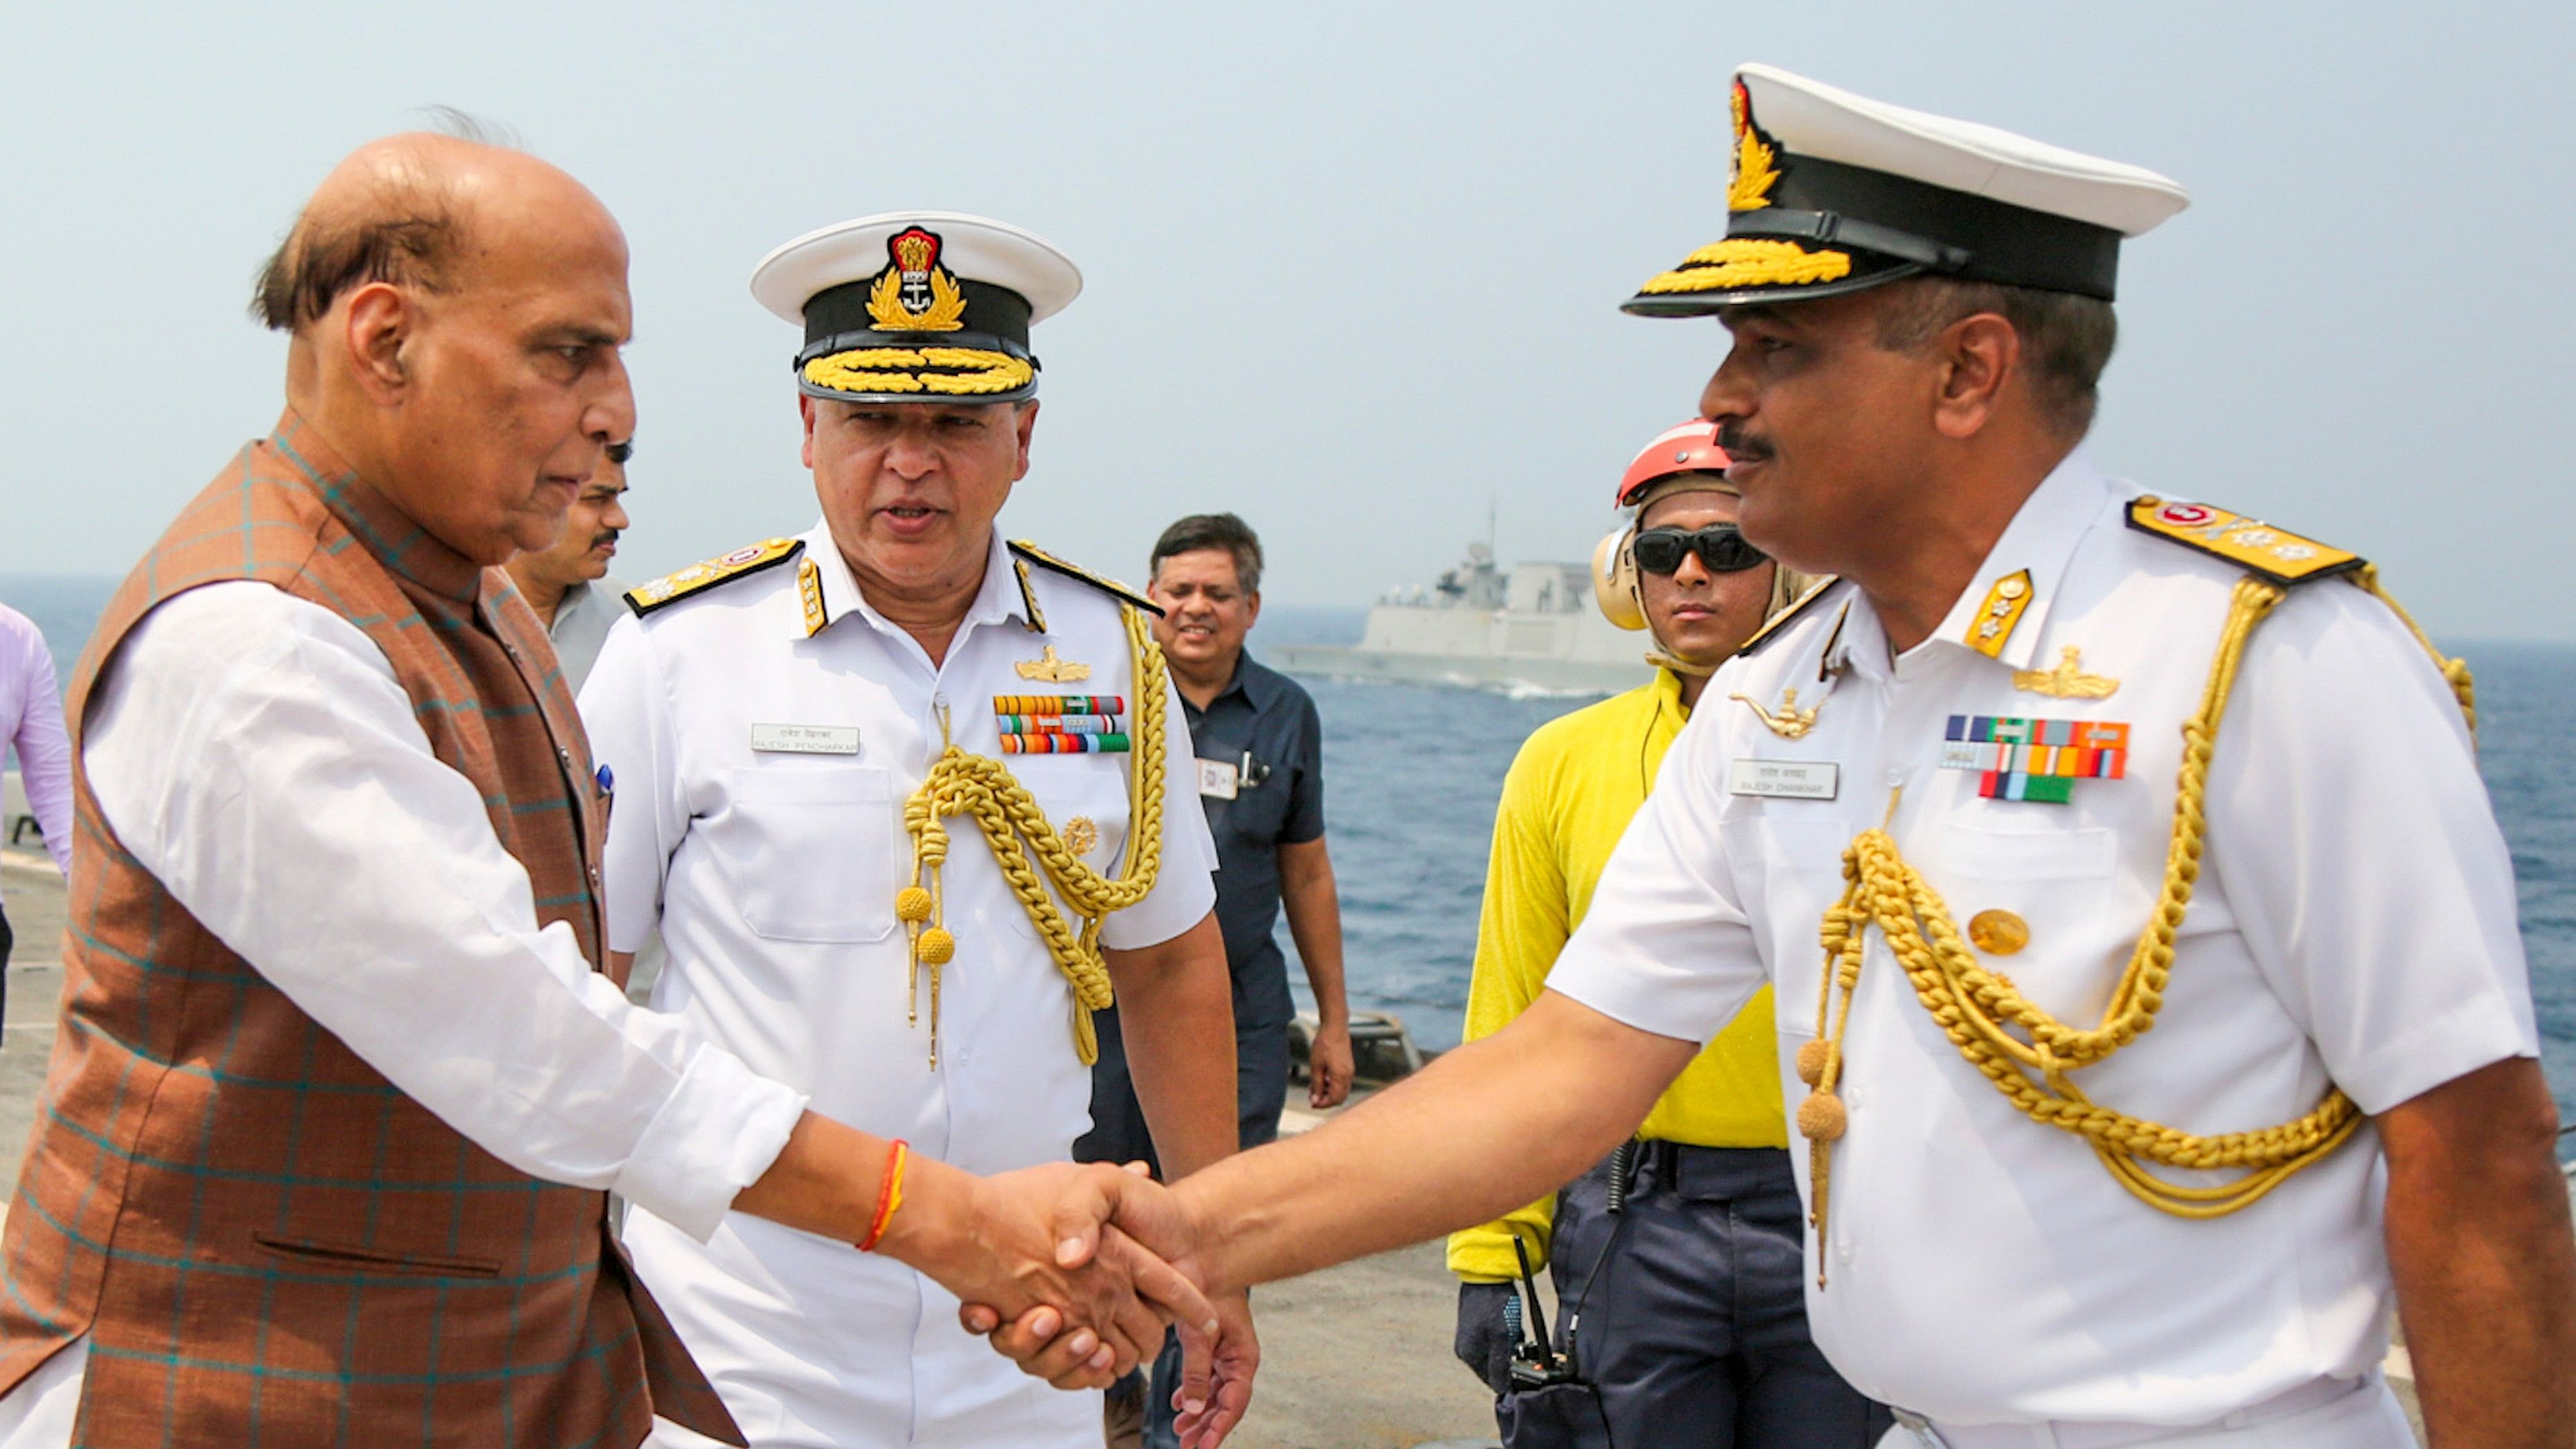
xmin=1196 ymin=758 xmax=1240 ymax=800
xmin=751 ymin=722 xmax=860 ymax=756
xmin=1728 ymin=758 xmax=1839 ymax=801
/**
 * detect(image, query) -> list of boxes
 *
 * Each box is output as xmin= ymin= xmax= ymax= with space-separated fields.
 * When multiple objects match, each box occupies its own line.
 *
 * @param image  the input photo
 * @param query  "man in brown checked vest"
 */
xmin=0 ymin=132 xmax=1212 ymax=1448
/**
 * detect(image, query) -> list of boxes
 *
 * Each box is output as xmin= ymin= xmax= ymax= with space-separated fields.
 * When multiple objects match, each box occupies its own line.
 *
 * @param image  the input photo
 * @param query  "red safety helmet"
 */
xmin=1616 ymin=419 xmax=1731 ymax=507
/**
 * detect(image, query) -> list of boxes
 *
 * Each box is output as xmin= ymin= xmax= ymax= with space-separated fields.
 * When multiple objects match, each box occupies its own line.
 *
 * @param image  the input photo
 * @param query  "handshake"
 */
xmin=877 ymin=1153 xmax=1254 ymax=1449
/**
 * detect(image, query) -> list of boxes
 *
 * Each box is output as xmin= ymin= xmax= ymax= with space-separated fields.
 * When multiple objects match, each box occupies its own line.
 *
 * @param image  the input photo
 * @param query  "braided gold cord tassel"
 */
xmin=897 ymin=605 xmax=1171 ymax=1066
xmin=1796 ymin=571 xmax=2472 ymax=1250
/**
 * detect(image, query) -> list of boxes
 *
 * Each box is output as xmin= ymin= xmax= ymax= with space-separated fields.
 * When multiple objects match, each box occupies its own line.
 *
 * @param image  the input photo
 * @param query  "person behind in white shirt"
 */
xmin=0 ymin=601 xmax=74 ymax=985
xmin=976 ymin=64 xmax=2576 ymax=1449
xmin=504 ymin=436 xmax=635 ymax=695
xmin=580 ymin=212 xmax=1252 ymax=1449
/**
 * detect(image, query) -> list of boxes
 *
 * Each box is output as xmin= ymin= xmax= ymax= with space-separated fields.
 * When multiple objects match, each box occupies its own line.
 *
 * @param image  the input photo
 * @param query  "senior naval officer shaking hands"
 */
xmin=980 ymin=66 xmax=2576 ymax=1449
xmin=0 ymin=137 xmax=1209 ymax=1449
xmin=578 ymin=214 xmax=1245 ymax=1449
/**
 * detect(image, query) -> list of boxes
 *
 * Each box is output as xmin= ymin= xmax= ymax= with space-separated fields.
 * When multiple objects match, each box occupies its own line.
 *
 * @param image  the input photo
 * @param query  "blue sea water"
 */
xmin=6 ymin=577 xmax=2573 ymax=1125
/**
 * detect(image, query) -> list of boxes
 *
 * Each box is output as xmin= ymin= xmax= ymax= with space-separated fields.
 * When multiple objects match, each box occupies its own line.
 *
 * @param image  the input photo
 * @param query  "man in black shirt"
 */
xmin=1079 ymin=511 xmax=1351 ymax=1448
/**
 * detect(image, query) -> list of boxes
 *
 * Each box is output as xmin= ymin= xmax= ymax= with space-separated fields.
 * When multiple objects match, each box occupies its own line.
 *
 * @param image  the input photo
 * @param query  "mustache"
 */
xmin=1715 ymin=421 xmax=1773 ymax=466
xmin=589 ymin=529 xmax=621 ymax=549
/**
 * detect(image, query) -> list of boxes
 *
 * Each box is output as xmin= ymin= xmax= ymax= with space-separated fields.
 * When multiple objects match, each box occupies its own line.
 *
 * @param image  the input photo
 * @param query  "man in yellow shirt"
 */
xmin=1448 ymin=421 xmax=1883 ymax=1447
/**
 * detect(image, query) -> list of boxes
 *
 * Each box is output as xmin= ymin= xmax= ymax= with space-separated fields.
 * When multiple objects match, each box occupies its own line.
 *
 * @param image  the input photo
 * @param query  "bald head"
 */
xmin=260 ymin=131 xmax=637 ymax=569
xmin=253 ymin=132 xmax=619 ymax=333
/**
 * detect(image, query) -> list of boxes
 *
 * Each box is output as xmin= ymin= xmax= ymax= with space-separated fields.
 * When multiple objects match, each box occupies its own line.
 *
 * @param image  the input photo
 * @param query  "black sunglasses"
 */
xmin=1632 ymin=525 xmax=1769 ymax=576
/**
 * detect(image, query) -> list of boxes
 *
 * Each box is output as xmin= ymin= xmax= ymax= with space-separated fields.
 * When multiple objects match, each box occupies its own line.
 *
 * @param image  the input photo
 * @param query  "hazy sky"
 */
xmin=5 ymin=2 xmax=2570 ymax=639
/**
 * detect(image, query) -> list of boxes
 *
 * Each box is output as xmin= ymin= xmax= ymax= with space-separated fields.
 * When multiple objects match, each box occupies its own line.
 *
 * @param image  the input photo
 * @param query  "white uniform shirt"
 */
xmin=1549 ymin=453 xmax=2536 ymax=1430
xmin=580 ymin=525 xmax=1217 ymax=1449
xmin=0 ymin=581 xmax=810 ymax=1448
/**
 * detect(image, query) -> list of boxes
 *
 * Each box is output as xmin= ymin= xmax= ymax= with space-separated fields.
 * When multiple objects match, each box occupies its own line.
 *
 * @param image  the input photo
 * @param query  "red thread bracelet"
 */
xmin=857 ymin=1138 xmax=908 ymax=1252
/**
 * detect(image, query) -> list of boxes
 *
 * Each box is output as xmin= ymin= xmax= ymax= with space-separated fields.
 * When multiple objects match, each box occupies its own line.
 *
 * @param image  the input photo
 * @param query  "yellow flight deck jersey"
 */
xmin=1446 ymin=669 xmax=1785 ymax=1283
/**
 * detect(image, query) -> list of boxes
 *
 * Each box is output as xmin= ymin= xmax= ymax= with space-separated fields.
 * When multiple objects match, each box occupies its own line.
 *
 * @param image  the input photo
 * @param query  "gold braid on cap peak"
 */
xmin=1792 ymin=569 xmax=2476 ymax=1280
xmin=896 ymin=604 xmax=1170 ymax=1068
xmin=803 ymin=347 xmax=1035 ymax=397
xmin=1641 ymin=239 xmax=1853 ymax=294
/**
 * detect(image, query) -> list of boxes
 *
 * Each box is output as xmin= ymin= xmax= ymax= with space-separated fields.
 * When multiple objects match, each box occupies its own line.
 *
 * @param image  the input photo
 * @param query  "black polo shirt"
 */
xmin=1179 ymin=650 xmax=1326 ymax=1031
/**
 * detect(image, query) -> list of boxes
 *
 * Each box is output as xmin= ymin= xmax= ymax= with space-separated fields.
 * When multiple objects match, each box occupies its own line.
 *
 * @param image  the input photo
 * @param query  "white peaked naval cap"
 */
xmin=1629 ymin=64 xmax=2189 ymax=312
xmin=1740 ymin=65 xmax=2189 ymax=237
xmin=751 ymin=212 xmax=1083 ymax=404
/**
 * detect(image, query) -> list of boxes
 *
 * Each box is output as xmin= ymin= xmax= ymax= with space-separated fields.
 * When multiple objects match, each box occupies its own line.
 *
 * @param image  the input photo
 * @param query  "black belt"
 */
xmin=1620 ymin=1139 xmax=1794 ymax=1200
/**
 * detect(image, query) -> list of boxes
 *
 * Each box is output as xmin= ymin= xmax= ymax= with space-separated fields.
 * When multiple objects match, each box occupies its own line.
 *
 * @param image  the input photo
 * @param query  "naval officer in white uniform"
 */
xmin=582 ymin=214 xmax=1247 ymax=1448
xmin=974 ymin=66 xmax=2575 ymax=1449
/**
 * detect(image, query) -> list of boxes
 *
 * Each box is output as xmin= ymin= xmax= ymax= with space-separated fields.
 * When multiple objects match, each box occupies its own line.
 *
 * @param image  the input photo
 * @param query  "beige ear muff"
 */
xmin=1591 ymin=528 xmax=1645 ymax=631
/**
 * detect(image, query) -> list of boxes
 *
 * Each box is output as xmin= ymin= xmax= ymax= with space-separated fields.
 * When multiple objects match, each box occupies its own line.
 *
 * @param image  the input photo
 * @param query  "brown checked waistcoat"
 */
xmin=0 ymin=412 xmax=742 ymax=1448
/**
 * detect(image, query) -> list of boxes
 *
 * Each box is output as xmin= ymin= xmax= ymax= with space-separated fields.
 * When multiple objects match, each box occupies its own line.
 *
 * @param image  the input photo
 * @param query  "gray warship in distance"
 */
xmin=1268 ymin=540 xmax=1648 ymax=696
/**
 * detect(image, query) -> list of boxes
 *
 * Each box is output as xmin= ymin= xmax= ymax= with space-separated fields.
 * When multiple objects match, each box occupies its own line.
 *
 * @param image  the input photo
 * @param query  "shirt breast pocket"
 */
xmin=1724 ymin=814 xmax=1865 ymax=974
xmin=1910 ymin=819 xmax=2119 ymax=1012
xmin=1214 ymin=754 xmax=1292 ymax=846
xmin=719 ymin=765 xmax=901 ymax=943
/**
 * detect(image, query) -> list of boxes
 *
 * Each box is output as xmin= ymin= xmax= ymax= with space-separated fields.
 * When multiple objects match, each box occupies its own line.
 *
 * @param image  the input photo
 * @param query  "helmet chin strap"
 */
xmin=1634 ymin=581 xmax=1721 ymax=677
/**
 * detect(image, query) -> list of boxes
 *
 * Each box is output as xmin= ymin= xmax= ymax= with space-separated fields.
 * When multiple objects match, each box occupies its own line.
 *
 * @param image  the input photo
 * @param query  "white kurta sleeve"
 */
xmin=1544 ymin=689 xmax=1770 ymax=1044
xmin=2207 ymin=580 xmax=2538 ymax=1114
xmin=82 ymin=582 xmax=806 ymax=1240
xmin=578 ymin=612 xmax=687 ymax=956
xmin=1097 ymin=666 xmax=1219 ymax=951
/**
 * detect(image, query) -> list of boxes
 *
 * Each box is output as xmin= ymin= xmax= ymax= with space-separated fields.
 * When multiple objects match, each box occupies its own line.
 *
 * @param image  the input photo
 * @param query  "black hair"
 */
xmin=1874 ymin=277 xmax=2118 ymax=439
xmin=1149 ymin=512 xmax=1265 ymax=594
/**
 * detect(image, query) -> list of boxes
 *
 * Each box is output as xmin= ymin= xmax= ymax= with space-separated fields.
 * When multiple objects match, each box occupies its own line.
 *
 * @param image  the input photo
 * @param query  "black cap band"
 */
xmin=1730 ymin=154 xmax=2122 ymax=300
xmin=799 ymin=275 xmax=1036 ymax=353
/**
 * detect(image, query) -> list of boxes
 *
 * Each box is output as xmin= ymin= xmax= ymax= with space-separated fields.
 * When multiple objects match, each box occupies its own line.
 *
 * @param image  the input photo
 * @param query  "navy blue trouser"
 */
xmin=1077 ymin=1003 xmax=1288 ymax=1174
xmin=1523 ymin=1143 xmax=1889 ymax=1449
xmin=1081 ymin=1004 xmax=1289 ymax=1449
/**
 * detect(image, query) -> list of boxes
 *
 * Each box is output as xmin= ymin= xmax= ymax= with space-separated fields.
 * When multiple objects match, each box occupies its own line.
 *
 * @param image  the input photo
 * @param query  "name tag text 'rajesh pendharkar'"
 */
xmin=1728 ymin=758 xmax=1840 ymax=801
xmin=751 ymin=723 xmax=861 ymax=755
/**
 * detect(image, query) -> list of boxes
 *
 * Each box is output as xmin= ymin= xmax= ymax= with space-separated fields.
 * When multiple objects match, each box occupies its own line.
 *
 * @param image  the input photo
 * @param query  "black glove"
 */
xmin=1454 ymin=1280 xmax=1521 ymax=1395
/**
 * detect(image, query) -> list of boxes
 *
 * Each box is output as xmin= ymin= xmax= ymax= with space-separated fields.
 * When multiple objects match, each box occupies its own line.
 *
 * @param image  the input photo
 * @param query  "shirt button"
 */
xmin=1884 ymin=767 xmax=1903 ymax=790
xmin=587 ymin=866 xmax=601 ymax=888
xmin=558 ymin=747 xmax=574 ymax=767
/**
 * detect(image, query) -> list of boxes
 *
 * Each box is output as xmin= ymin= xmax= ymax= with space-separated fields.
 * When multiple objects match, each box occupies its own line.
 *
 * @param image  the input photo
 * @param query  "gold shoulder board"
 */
xmin=1006 ymin=540 xmax=1164 ymax=617
xmin=1735 ymin=576 xmax=1843 ymax=657
xmin=2124 ymin=498 xmax=2362 ymax=587
xmin=624 ymin=538 xmax=805 ymax=617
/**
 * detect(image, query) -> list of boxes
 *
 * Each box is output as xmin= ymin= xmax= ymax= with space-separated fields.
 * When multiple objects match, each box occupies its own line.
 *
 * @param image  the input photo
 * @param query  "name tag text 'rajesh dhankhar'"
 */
xmin=751 ymin=723 xmax=861 ymax=755
xmin=1728 ymin=758 xmax=1839 ymax=801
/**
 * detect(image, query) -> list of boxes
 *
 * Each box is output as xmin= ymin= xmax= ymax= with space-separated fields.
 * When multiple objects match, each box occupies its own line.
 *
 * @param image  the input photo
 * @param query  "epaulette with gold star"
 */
xmin=623 ymin=538 xmax=805 ymax=617
xmin=1735 ymin=576 xmax=1843 ymax=657
xmin=1006 ymin=540 xmax=1165 ymax=626
xmin=2124 ymin=498 xmax=2362 ymax=587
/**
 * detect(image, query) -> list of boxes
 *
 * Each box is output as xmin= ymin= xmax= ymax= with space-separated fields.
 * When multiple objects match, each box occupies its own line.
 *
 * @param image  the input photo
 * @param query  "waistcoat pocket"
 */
xmin=251 ymin=1232 xmax=504 ymax=1279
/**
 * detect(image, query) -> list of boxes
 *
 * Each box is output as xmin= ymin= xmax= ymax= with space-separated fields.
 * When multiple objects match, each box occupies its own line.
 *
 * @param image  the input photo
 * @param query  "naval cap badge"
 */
xmin=1728 ymin=78 xmax=1782 ymax=214
xmin=867 ymin=226 xmax=968 ymax=332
